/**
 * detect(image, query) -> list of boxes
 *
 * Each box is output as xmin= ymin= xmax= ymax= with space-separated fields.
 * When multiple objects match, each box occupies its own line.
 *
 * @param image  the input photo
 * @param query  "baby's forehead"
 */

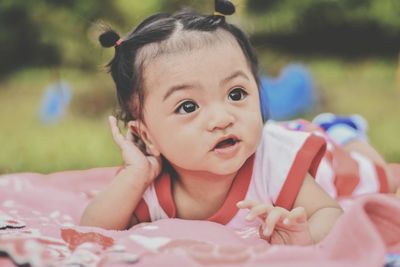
xmin=135 ymin=27 xmax=239 ymax=69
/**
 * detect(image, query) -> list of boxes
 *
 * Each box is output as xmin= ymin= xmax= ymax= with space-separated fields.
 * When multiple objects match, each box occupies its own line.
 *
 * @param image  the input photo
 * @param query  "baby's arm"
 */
xmin=80 ymin=116 xmax=161 ymax=230
xmin=80 ymin=166 xmax=151 ymax=230
xmin=294 ymin=173 xmax=343 ymax=243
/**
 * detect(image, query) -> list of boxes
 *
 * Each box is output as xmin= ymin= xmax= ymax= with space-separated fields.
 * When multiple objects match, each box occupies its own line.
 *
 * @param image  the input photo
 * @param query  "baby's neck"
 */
xmin=171 ymin=169 xmax=237 ymax=220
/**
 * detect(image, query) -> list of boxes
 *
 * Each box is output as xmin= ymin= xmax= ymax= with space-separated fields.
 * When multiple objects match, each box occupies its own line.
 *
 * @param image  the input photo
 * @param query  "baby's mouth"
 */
xmin=213 ymin=137 xmax=240 ymax=150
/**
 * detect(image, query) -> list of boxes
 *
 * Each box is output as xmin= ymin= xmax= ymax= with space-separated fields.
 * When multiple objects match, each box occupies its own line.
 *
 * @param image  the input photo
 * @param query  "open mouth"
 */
xmin=213 ymin=137 xmax=240 ymax=150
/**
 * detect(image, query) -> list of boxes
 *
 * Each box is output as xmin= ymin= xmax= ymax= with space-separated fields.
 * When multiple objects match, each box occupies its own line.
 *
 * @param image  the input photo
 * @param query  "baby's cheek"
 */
xmin=250 ymin=121 xmax=263 ymax=148
xmin=160 ymin=141 xmax=198 ymax=166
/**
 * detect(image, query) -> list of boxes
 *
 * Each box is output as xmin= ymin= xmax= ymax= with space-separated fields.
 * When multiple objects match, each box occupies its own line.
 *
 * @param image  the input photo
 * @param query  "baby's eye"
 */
xmin=228 ymin=87 xmax=248 ymax=101
xmin=175 ymin=101 xmax=199 ymax=114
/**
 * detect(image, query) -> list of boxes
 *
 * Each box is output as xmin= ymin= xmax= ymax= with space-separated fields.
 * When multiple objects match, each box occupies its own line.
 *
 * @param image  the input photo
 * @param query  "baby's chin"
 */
xmin=166 ymin=160 xmax=244 ymax=178
xmin=200 ymin=158 xmax=250 ymax=177
xmin=164 ymin=147 xmax=256 ymax=176
xmin=202 ymin=168 xmax=241 ymax=177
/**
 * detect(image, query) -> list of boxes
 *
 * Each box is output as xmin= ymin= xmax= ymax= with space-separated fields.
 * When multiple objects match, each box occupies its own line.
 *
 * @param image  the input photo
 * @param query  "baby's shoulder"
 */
xmin=255 ymin=121 xmax=326 ymax=165
xmin=260 ymin=121 xmax=314 ymax=148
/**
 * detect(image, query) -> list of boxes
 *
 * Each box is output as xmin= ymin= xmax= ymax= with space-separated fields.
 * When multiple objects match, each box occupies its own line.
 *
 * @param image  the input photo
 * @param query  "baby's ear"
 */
xmin=127 ymin=120 xmax=160 ymax=157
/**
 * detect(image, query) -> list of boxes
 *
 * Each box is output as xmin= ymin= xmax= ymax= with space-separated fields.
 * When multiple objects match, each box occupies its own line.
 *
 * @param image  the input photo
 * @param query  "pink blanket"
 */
xmin=0 ymin=168 xmax=399 ymax=267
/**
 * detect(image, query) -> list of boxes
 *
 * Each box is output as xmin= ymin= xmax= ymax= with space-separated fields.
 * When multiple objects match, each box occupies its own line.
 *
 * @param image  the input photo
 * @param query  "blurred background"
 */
xmin=1 ymin=0 xmax=399 ymax=174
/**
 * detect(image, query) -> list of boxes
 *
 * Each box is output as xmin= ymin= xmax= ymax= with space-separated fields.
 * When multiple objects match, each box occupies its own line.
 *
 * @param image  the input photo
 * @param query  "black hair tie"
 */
xmin=99 ymin=30 xmax=122 ymax=48
xmin=214 ymin=0 xmax=235 ymax=16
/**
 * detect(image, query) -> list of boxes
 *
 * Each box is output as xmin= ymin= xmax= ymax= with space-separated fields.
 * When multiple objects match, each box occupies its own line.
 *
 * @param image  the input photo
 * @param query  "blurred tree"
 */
xmin=0 ymin=0 xmax=122 ymax=78
xmin=159 ymin=0 xmax=213 ymax=13
xmin=246 ymin=0 xmax=400 ymax=57
xmin=247 ymin=0 xmax=279 ymax=14
xmin=0 ymin=2 xmax=59 ymax=76
xmin=247 ymin=0 xmax=400 ymax=33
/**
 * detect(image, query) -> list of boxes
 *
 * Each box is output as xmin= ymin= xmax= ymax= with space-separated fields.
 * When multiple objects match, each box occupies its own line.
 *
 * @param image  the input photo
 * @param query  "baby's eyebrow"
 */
xmin=163 ymin=84 xmax=196 ymax=102
xmin=220 ymin=70 xmax=250 ymax=86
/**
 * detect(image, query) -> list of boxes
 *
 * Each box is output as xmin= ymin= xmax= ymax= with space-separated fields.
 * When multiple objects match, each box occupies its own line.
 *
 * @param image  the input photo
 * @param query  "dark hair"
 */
xmin=100 ymin=9 xmax=260 ymax=124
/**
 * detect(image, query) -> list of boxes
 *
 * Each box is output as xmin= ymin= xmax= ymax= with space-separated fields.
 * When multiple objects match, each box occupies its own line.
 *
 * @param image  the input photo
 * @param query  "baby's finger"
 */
xmin=284 ymin=207 xmax=307 ymax=225
xmin=245 ymin=204 xmax=273 ymax=221
xmin=125 ymin=128 xmax=135 ymax=143
xmin=109 ymin=116 xmax=125 ymax=147
xmin=147 ymin=156 xmax=162 ymax=179
xmin=237 ymin=199 xmax=262 ymax=209
xmin=263 ymin=208 xmax=288 ymax=236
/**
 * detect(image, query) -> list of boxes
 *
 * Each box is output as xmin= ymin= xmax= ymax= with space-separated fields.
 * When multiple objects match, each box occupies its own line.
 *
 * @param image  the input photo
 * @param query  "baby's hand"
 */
xmin=237 ymin=199 xmax=314 ymax=245
xmin=109 ymin=116 xmax=161 ymax=183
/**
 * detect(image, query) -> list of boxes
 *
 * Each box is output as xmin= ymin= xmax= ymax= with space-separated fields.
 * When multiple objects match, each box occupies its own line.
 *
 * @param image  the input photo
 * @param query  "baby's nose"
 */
xmin=206 ymin=105 xmax=235 ymax=131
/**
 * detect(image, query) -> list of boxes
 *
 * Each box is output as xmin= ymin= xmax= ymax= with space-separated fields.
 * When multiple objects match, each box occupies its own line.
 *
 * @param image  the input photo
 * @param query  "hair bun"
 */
xmin=99 ymin=30 xmax=120 ymax=48
xmin=215 ymin=0 xmax=235 ymax=15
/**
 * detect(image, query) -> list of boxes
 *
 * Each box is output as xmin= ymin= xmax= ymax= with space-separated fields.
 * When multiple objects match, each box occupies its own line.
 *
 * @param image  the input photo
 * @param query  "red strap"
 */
xmin=134 ymin=198 xmax=151 ymax=223
xmin=375 ymin=164 xmax=389 ymax=193
xmin=275 ymin=134 xmax=326 ymax=210
xmin=331 ymin=148 xmax=360 ymax=197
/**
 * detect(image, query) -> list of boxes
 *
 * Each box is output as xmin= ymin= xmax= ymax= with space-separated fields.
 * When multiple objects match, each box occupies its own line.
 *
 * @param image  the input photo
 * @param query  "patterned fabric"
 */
xmin=0 ymin=171 xmax=399 ymax=267
xmin=0 ymin=156 xmax=399 ymax=266
xmin=281 ymin=119 xmax=389 ymax=197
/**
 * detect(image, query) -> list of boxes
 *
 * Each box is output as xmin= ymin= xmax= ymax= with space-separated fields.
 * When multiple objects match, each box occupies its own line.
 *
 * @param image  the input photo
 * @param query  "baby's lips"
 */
xmin=211 ymin=134 xmax=240 ymax=150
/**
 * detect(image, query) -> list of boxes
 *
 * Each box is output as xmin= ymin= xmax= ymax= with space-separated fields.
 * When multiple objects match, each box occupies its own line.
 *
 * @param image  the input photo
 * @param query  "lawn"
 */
xmin=1 ymin=56 xmax=399 ymax=174
xmin=307 ymin=57 xmax=400 ymax=163
xmin=0 ymin=68 xmax=121 ymax=174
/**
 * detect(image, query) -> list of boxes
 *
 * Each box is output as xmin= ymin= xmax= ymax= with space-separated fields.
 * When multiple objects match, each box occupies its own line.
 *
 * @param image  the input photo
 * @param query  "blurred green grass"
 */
xmin=1 ymin=56 xmax=399 ymax=174
xmin=0 ymin=68 xmax=121 ymax=174
xmin=307 ymin=57 xmax=400 ymax=163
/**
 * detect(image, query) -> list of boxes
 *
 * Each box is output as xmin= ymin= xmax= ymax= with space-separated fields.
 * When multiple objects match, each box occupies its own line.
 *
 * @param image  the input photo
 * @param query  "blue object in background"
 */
xmin=39 ymin=81 xmax=72 ymax=124
xmin=385 ymin=253 xmax=400 ymax=267
xmin=259 ymin=64 xmax=316 ymax=121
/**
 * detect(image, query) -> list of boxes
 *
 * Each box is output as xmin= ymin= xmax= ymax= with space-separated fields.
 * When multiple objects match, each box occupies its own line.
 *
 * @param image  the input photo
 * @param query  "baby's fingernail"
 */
xmin=236 ymin=201 xmax=243 ymax=206
xmin=245 ymin=214 xmax=252 ymax=221
xmin=263 ymin=227 xmax=270 ymax=236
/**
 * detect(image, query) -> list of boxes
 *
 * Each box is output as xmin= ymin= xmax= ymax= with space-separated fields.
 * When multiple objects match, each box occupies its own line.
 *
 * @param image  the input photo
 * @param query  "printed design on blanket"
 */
xmin=0 ymin=174 xmax=267 ymax=266
xmin=1 ymin=172 xmax=400 ymax=267
xmin=0 ymin=213 xmax=265 ymax=266
xmin=0 ymin=214 xmax=25 ymax=230
xmin=61 ymin=228 xmax=115 ymax=251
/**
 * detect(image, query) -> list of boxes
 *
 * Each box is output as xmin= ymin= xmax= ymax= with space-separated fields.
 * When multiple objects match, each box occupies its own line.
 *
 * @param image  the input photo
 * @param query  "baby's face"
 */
xmin=139 ymin=40 xmax=263 ymax=176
